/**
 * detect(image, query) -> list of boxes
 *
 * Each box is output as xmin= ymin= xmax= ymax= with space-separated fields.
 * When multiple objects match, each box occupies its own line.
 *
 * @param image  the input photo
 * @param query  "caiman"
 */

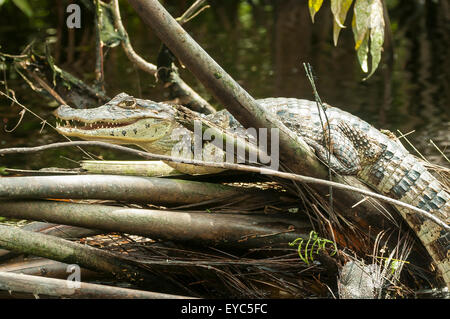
xmin=54 ymin=92 xmax=450 ymax=287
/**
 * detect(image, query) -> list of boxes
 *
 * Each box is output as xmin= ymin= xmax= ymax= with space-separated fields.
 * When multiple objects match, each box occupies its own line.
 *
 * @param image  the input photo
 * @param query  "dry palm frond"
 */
xmin=82 ymin=232 xmax=327 ymax=298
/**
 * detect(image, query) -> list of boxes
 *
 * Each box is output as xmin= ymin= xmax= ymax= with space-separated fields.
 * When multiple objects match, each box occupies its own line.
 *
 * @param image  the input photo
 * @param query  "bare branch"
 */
xmin=112 ymin=0 xmax=158 ymax=75
xmin=112 ymin=0 xmax=215 ymax=113
xmin=1 ymin=140 xmax=447 ymax=231
xmin=0 ymin=200 xmax=311 ymax=248
xmin=0 ymin=271 xmax=191 ymax=299
xmin=0 ymin=174 xmax=283 ymax=207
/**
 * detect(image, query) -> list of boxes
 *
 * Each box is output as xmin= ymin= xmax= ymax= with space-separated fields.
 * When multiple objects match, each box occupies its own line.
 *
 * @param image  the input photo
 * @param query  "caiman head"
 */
xmin=54 ymin=93 xmax=180 ymax=153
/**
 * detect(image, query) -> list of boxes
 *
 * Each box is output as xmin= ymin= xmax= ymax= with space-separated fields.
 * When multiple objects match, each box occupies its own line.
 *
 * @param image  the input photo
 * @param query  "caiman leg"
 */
xmin=305 ymin=139 xmax=360 ymax=175
xmin=303 ymin=122 xmax=362 ymax=175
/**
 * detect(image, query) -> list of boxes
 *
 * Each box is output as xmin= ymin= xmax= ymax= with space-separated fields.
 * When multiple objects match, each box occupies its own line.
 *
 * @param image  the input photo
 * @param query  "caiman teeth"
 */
xmin=56 ymin=118 xmax=137 ymax=130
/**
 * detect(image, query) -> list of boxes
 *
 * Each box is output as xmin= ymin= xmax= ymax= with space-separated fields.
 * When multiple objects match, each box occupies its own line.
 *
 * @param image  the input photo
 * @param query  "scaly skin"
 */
xmin=55 ymin=93 xmax=450 ymax=287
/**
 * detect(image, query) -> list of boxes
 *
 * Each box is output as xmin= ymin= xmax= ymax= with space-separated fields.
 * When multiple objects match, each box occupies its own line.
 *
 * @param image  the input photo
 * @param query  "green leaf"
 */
xmin=331 ymin=0 xmax=354 ymax=46
xmin=12 ymin=0 xmax=33 ymax=17
xmin=308 ymin=0 xmax=324 ymax=23
xmin=353 ymin=0 xmax=370 ymax=50
xmin=366 ymin=0 xmax=384 ymax=79
xmin=356 ymin=28 xmax=369 ymax=72
xmin=352 ymin=0 xmax=385 ymax=79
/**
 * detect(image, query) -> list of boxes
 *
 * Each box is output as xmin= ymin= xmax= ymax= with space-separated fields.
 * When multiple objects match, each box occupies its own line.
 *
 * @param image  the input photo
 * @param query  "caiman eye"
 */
xmin=118 ymin=98 xmax=137 ymax=109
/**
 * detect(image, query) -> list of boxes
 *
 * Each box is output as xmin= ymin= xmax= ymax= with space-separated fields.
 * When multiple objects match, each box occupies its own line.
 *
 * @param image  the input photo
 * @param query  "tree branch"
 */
xmin=0 ymin=200 xmax=311 ymax=248
xmin=0 ymin=224 xmax=184 ymax=293
xmin=0 ymin=174 xmax=284 ymax=207
xmin=112 ymin=0 xmax=215 ymax=114
xmin=0 ymin=271 xmax=190 ymax=299
xmin=1 ymin=141 xmax=447 ymax=230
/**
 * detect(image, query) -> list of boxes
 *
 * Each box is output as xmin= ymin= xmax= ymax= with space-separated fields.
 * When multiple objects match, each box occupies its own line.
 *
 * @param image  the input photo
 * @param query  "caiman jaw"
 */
xmin=54 ymin=93 xmax=177 ymax=144
xmin=56 ymin=118 xmax=138 ymax=131
xmin=55 ymin=117 xmax=173 ymax=143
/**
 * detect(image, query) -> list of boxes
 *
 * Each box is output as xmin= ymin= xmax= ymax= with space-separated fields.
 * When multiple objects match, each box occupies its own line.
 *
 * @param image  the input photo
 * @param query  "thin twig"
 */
xmin=304 ymin=63 xmax=340 ymax=254
xmin=111 ymin=0 xmax=158 ymax=75
xmin=26 ymin=71 xmax=67 ymax=105
xmin=304 ymin=63 xmax=335 ymax=215
xmin=94 ymin=0 xmax=105 ymax=88
xmin=177 ymin=0 xmax=209 ymax=24
xmin=0 ymin=90 xmax=95 ymax=160
xmin=111 ymin=0 xmax=214 ymax=114
xmin=0 ymin=140 xmax=447 ymax=231
xmin=429 ymin=139 xmax=449 ymax=163
xmin=397 ymin=129 xmax=429 ymax=163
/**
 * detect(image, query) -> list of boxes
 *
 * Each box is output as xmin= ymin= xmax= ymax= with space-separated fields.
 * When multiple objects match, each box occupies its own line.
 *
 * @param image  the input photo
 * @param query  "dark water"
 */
xmin=0 ymin=0 xmax=449 ymax=170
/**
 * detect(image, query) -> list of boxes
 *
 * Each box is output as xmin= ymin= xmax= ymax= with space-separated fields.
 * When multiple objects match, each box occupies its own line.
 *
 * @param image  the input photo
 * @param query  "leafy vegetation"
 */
xmin=308 ymin=0 xmax=385 ymax=79
xmin=289 ymin=231 xmax=337 ymax=265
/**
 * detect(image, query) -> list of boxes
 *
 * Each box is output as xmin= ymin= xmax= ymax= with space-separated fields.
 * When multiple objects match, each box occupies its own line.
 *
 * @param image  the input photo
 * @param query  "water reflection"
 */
xmin=0 ymin=0 xmax=448 ymax=169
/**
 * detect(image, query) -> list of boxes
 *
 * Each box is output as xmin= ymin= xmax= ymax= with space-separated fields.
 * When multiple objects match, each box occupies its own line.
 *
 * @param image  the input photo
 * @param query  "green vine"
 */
xmin=289 ymin=231 xmax=336 ymax=264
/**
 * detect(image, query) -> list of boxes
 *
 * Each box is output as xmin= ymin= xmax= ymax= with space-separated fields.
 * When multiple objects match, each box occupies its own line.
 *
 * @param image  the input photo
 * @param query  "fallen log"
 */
xmin=0 ymin=271 xmax=192 ymax=299
xmin=0 ymin=222 xmax=102 ymax=261
xmin=0 ymin=224 xmax=193 ymax=294
xmin=0 ymin=258 xmax=102 ymax=281
xmin=0 ymin=174 xmax=287 ymax=207
xmin=0 ymin=200 xmax=311 ymax=248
